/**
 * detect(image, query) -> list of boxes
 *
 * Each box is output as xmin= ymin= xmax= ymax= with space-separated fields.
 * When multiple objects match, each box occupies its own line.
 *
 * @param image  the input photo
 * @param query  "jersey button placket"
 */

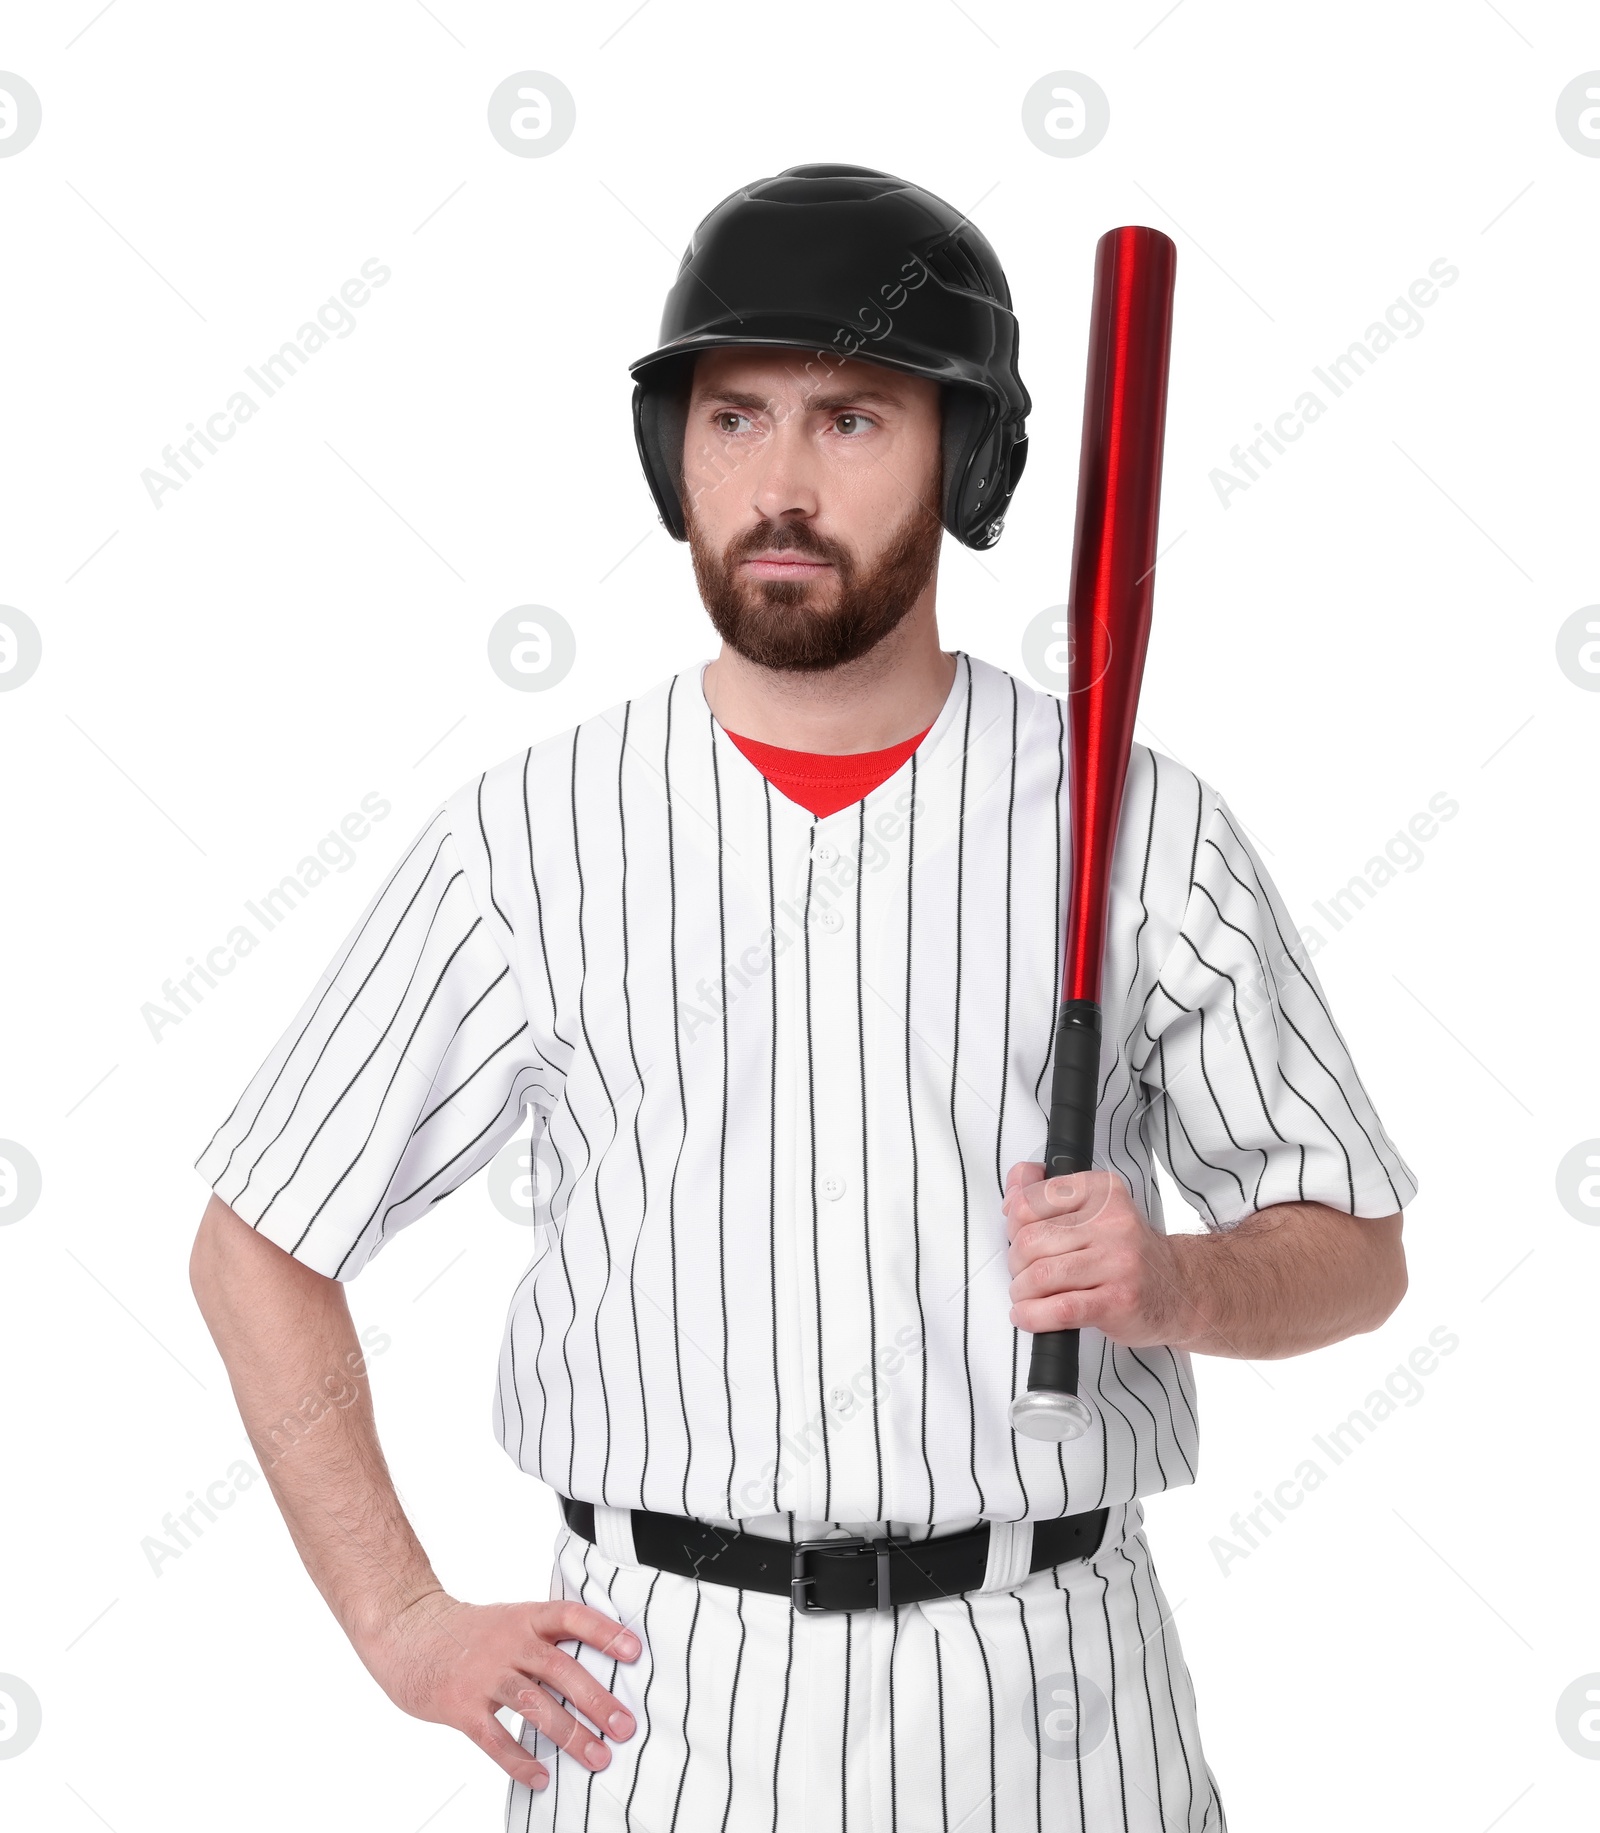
xmin=811 ymin=838 xmax=845 ymax=935
xmin=804 ymin=818 xmax=874 ymax=1518
xmin=776 ymin=813 xmax=833 ymax=1519
xmin=802 ymin=821 xmax=845 ymax=1520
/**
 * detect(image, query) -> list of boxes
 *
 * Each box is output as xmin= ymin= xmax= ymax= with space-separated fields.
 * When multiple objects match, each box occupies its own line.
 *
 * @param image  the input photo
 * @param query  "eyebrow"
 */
xmin=699 ymin=385 xmax=908 ymax=414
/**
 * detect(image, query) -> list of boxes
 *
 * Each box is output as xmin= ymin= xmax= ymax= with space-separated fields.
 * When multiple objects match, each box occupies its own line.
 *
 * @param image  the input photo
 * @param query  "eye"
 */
xmin=713 ymin=410 xmax=754 ymax=435
xmin=833 ymin=412 xmax=874 ymax=436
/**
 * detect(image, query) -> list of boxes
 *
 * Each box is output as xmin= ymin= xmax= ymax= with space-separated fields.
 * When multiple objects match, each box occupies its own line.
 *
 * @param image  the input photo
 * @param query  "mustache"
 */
xmin=729 ymin=522 xmax=843 ymax=564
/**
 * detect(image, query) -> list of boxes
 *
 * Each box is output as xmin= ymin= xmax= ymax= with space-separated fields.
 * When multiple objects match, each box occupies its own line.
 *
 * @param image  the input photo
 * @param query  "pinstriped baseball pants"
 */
xmin=504 ymin=1500 xmax=1226 ymax=1832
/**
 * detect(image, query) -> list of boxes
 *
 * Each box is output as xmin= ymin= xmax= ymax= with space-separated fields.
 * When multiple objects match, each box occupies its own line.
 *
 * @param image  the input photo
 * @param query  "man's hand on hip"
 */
xmin=188 ymin=1199 xmax=643 ymax=1795
xmin=1003 ymin=1164 xmax=1179 ymax=1348
xmin=352 ymin=1590 xmax=641 ymax=1793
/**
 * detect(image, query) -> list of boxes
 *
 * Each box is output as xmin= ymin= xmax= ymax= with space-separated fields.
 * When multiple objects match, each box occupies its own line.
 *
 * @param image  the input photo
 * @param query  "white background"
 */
xmin=1 ymin=2 xmax=1596 ymax=1828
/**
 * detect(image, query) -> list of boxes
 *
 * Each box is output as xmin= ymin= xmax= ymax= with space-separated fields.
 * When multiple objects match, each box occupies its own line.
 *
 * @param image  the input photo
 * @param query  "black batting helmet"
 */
xmin=628 ymin=162 xmax=1032 ymax=551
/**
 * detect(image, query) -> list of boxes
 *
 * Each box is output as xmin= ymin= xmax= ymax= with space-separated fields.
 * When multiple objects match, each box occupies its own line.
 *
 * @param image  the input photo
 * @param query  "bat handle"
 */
xmin=1009 ymin=1000 xmax=1101 ymax=1442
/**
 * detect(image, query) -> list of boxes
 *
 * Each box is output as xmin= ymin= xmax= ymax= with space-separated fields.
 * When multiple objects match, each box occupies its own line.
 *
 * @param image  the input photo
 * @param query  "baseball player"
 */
xmin=190 ymin=165 xmax=1417 ymax=1830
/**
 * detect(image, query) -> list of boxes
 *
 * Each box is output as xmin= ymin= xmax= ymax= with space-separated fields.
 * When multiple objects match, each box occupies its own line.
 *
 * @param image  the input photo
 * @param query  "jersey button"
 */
xmin=817 ymin=906 xmax=844 ymax=933
xmin=821 ymin=1175 xmax=846 ymax=1201
xmin=828 ymin=1386 xmax=853 ymax=1413
xmin=812 ymin=841 xmax=840 ymax=867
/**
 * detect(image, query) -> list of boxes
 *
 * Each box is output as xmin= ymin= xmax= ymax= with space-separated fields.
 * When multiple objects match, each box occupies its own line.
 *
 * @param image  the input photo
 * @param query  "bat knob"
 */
xmin=1009 ymin=1389 xmax=1097 ymax=1442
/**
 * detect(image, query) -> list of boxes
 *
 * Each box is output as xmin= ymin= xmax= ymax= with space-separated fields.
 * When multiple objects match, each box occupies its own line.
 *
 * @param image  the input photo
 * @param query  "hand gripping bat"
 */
xmin=1010 ymin=225 xmax=1177 ymax=1443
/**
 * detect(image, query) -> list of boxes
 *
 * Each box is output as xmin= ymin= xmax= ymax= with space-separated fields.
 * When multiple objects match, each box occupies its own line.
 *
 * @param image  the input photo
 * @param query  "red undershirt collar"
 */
xmin=721 ymin=724 xmax=933 ymax=820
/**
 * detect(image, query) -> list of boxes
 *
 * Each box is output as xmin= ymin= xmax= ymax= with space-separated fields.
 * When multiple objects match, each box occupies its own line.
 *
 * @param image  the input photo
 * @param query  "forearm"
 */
xmin=189 ymin=1196 xmax=441 ymax=1644
xmin=1160 ymin=1201 xmax=1406 ymax=1360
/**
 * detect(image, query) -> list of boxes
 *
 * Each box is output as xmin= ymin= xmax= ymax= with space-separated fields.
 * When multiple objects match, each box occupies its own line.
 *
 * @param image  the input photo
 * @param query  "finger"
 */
xmin=503 ymin=1678 xmax=617 ymax=1773
xmin=1002 ymin=1162 xmax=1053 ymax=1223
xmin=1039 ymin=1171 xmax=1101 ymax=1214
xmin=1005 ymin=1170 xmax=1092 ymax=1227
xmin=1010 ymin=1245 xmax=1103 ymax=1304
xmin=1007 ymin=1217 xmax=1092 ymax=1275
xmin=1001 ymin=1163 xmax=1048 ymax=1224
xmin=1033 ymin=1171 xmax=1132 ymax=1228
xmin=1010 ymin=1286 xmax=1099 ymax=1334
xmin=464 ymin=1709 xmax=552 ymax=1791
xmin=542 ymin=1600 xmax=641 ymax=1662
xmin=1005 ymin=1159 xmax=1044 ymax=1196
xmin=1003 ymin=1175 xmax=1060 ymax=1238
xmin=511 ymin=1644 xmax=637 ymax=1742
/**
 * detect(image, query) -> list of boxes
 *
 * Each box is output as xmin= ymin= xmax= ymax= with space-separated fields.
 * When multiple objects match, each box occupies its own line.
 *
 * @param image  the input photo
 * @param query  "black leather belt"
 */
xmin=558 ymin=1495 xmax=1109 ymax=1614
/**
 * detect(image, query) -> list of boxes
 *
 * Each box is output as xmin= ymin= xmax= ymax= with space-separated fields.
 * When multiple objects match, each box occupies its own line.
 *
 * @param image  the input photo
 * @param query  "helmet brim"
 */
xmin=629 ymin=316 xmax=1022 ymax=417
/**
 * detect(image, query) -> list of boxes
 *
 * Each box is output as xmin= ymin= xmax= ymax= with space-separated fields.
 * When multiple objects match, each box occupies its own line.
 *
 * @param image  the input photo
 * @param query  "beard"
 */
xmin=685 ymin=484 xmax=944 ymax=674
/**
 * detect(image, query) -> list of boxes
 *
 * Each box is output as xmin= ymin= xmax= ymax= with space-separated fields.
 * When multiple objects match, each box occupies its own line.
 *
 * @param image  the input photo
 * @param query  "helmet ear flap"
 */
xmin=939 ymin=385 xmax=987 ymax=541
xmin=633 ymin=361 xmax=693 ymax=539
xmin=941 ymin=385 xmax=1026 ymax=548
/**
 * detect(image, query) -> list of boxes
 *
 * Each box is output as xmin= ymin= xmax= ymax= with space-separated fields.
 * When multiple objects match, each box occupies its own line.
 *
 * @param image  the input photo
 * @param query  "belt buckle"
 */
xmin=790 ymin=1534 xmax=891 ymax=1615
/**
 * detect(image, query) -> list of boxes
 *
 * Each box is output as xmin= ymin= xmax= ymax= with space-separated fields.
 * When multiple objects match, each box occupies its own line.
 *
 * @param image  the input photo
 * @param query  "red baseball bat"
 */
xmin=1011 ymin=225 xmax=1177 ymax=1442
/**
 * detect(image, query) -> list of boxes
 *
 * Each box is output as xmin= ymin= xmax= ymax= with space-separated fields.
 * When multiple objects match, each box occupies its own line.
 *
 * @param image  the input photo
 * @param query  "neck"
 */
xmin=701 ymin=597 xmax=956 ymax=754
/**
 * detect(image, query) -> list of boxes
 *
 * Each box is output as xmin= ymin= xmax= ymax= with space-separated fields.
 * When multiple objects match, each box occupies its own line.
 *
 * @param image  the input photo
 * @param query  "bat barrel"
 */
xmin=1012 ymin=226 xmax=1176 ymax=1445
xmin=1061 ymin=225 xmax=1176 ymax=1008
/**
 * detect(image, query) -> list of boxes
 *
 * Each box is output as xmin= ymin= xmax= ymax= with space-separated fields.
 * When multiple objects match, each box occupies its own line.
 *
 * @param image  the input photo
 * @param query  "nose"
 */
xmin=746 ymin=405 xmax=821 ymax=525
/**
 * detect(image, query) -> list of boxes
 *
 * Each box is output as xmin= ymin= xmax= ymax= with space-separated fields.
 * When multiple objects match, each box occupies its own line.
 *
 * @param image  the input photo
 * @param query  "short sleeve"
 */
xmin=193 ymin=803 xmax=558 ymax=1279
xmin=1137 ymin=784 xmax=1419 ymax=1228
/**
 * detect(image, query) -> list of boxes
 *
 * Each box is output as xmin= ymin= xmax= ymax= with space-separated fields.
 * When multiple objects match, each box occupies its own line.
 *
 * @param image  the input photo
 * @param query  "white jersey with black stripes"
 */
xmin=195 ymin=651 xmax=1416 ymax=1531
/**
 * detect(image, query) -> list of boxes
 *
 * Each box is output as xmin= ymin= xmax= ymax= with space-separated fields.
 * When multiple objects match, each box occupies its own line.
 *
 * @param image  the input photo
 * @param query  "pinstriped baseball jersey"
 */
xmin=194 ymin=651 xmax=1417 ymax=1528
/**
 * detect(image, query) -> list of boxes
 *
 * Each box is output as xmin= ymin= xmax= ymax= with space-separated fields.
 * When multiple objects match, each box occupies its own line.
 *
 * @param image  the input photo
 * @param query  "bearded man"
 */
xmin=190 ymin=164 xmax=1414 ymax=1831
